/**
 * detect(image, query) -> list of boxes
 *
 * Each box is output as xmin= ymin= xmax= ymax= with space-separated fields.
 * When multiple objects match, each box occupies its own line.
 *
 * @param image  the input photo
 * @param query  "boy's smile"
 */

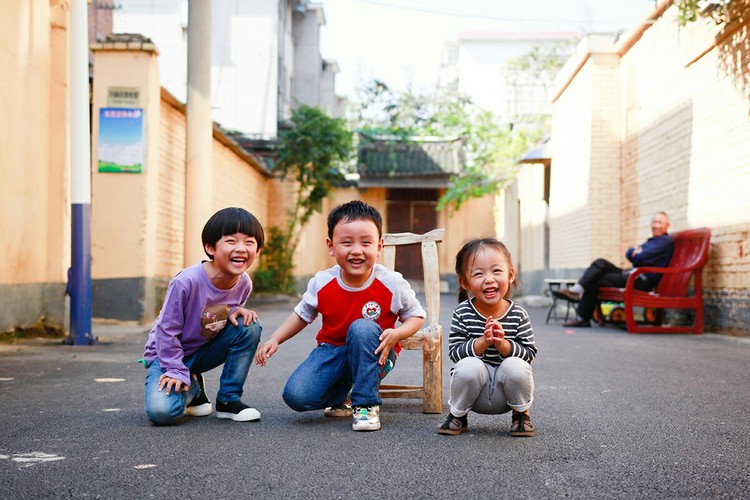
xmin=204 ymin=232 xmax=261 ymax=289
xmin=327 ymin=218 xmax=383 ymax=288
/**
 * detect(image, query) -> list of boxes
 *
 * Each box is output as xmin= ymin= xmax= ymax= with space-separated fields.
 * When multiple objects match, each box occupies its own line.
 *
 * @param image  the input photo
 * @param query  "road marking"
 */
xmin=134 ymin=464 xmax=158 ymax=469
xmin=103 ymin=408 xmax=121 ymax=412
xmin=95 ymin=378 xmax=126 ymax=383
xmin=0 ymin=378 xmax=13 ymax=381
xmin=0 ymin=452 xmax=65 ymax=468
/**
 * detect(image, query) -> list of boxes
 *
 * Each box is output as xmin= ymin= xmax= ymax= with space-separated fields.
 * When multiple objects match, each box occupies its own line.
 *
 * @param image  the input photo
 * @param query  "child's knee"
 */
xmin=346 ymin=319 xmax=381 ymax=343
xmin=145 ymin=397 xmax=183 ymax=426
xmin=229 ymin=321 xmax=262 ymax=348
xmin=244 ymin=321 xmax=262 ymax=343
xmin=501 ymin=357 xmax=533 ymax=383
xmin=282 ymin=383 xmax=310 ymax=412
xmin=452 ymin=357 xmax=485 ymax=383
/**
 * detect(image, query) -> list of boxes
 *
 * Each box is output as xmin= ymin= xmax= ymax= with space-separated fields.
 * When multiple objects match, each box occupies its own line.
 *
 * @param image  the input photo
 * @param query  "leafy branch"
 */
xmin=255 ymin=105 xmax=353 ymax=293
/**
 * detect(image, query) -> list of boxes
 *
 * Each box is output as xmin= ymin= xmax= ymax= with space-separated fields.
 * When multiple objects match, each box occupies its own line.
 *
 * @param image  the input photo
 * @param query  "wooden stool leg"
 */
xmin=421 ymin=325 xmax=442 ymax=414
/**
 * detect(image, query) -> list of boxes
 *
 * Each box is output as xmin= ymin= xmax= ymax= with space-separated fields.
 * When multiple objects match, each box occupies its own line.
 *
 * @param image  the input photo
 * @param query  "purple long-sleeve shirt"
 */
xmin=142 ymin=262 xmax=252 ymax=386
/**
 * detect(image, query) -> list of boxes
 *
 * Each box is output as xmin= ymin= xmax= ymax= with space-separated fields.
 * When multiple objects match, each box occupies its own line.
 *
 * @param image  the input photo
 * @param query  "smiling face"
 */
xmin=650 ymin=212 xmax=670 ymax=238
xmin=204 ymin=232 xmax=261 ymax=288
xmin=326 ymin=218 xmax=383 ymax=288
xmin=460 ymin=246 xmax=515 ymax=316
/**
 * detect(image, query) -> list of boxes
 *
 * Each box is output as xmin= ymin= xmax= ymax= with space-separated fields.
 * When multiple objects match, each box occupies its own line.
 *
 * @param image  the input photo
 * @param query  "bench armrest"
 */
xmin=622 ymin=264 xmax=703 ymax=302
xmin=627 ymin=262 xmax=702 ymax=286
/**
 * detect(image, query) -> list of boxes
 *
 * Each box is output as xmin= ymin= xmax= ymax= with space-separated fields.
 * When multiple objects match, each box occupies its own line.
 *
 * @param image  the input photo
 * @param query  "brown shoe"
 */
xmin=563 ymin=317 xmax=590 ymax=327
xmin=437 ymin=413 xmax=468 ymax=435
xmin=552 ymin=288 xmax=580 ymax=302
xmin=510 ymin=412 xmax=534 ymax=437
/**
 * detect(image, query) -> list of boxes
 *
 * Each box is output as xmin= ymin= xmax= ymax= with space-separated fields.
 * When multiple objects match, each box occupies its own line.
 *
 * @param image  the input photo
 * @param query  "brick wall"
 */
xmin=551 ymin=6 xmax=750 ymax=332
xmin=155 ymin=99 xmax=187 ymax=280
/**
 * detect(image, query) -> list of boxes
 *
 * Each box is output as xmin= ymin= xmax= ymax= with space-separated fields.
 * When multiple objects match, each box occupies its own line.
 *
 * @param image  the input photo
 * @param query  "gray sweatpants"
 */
xmin=448 ymin=356 xmax=534 ymax=417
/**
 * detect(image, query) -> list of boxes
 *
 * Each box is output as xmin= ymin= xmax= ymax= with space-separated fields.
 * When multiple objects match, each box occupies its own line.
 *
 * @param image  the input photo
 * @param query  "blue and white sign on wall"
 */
xmin=97 ymin=107 xmax=144 ymax=173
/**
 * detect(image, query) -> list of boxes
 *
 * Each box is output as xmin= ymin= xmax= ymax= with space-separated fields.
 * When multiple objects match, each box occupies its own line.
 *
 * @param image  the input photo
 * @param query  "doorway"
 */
xmin=385 ymin=189 xmax=438 ymax=281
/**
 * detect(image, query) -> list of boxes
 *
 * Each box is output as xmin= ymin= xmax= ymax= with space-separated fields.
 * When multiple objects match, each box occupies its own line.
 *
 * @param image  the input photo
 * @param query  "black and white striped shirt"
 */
xmin=449 ymin=299 xmax=537 ymax=366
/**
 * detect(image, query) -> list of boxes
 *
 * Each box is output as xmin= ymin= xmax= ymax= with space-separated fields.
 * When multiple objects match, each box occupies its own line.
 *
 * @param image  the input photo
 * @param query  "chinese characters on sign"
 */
xmin=107 ymin=87 xmax=140 ymax=108
xmin=97 ymin=108 xmax=144 ymax=173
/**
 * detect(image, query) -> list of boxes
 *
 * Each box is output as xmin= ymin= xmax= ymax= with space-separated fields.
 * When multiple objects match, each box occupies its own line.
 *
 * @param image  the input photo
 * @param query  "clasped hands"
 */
xmin=483 ymin=316 xmax=506 ymax=350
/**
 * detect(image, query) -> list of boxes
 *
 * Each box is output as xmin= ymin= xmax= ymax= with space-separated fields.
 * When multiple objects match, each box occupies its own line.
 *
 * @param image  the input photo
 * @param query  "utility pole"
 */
xmin=185 ymin=0 xmax=213 ymax=266
xmin=68 ymin=0 xmax=95 ymax=345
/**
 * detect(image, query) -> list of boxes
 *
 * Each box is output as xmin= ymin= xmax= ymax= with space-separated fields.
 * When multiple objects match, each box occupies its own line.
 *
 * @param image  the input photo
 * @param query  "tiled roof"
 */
xmin=357 ymin=136 xmax=464 ymax=180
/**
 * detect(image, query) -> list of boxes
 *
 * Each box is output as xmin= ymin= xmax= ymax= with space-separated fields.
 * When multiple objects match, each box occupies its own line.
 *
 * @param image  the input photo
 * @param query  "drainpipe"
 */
xmin=185 ymin=0 xmax=212 ymax=266
xmin=68 ymin=0 xmax=94 ymax=345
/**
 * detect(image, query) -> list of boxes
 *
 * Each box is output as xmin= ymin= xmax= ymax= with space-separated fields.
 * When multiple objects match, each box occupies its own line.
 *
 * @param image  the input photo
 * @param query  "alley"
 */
xmin=1 ymin=296 xmax=748 ymax=498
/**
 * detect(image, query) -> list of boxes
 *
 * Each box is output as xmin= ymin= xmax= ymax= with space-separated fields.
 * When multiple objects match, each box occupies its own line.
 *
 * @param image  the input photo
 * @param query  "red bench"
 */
xmin=596 ymin=227 xmax=711 ymax=334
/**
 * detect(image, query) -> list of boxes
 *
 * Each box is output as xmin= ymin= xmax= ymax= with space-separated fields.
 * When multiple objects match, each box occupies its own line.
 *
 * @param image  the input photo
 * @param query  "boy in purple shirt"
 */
xmin=142 ymin=207 xmax=264 ymax=425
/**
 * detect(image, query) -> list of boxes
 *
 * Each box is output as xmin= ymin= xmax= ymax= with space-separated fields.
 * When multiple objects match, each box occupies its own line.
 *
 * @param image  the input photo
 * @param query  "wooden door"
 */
xmin=385 ymin=189 xmax=438 ymax=281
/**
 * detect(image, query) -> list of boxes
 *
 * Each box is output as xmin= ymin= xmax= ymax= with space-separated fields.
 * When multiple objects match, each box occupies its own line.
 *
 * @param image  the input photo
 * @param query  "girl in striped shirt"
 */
xmin=438 ymin=238 xmax=537 ymax=437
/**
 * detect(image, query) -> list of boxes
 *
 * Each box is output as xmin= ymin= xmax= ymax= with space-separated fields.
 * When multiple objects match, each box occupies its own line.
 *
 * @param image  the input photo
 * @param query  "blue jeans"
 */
xmin=282 ymin=319 xmax=397 ymax=410
xmin=144 ymin=321 xmax=262 ymax=425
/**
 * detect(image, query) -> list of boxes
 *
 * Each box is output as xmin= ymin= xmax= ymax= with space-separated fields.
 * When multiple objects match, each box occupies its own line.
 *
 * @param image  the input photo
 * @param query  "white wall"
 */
xmin=450 ymin=32 xmax=578 ymax=121
xmin=114 ymin=0 xmax=281 ymax=138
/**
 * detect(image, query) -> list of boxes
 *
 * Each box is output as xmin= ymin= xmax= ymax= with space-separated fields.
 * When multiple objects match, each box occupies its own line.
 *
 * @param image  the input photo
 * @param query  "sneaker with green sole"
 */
xmin=352 ymin=405 xmax=380 ymax=431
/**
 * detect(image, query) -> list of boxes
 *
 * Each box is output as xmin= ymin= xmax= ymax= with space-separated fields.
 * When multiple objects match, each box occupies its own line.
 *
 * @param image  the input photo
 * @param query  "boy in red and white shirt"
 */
xmin=255 ymin=200 xmax=425 ymax=431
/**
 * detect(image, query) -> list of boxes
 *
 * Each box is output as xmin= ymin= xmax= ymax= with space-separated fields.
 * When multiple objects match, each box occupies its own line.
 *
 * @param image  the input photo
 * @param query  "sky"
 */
xmin=317 ymin=0 xmax=658 ymax=99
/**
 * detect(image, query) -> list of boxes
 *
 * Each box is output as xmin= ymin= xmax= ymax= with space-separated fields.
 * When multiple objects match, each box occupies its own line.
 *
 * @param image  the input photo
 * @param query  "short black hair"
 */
xmin=327 ymin=200 xmax=383 ymax=240
xmin=201 ymin=207 xmax=265 ymax=259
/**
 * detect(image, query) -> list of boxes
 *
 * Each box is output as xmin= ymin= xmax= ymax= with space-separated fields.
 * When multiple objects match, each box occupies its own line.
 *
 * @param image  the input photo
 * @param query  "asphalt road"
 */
xmin=1 ymin=295 xmax=749 ymax=499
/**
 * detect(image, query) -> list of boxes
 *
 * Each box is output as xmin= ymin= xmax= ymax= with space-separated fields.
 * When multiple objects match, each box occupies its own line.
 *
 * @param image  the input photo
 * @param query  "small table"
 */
xmin=544 ymin=278 xmax=578 ymax=324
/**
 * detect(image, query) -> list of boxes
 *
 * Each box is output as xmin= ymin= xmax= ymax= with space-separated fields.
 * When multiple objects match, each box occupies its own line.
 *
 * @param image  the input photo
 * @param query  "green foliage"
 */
xmin=351 ymin=80 xmax=464 ymax=137
xmin=253 ymin=226 xmax=295 ymax=294
xmin=438 ymin=119 xmax=543 ymax=211
xmin=504 ymin=43 xmax=573 ymax=93
xmin=255 ymin=104 xmax=353 ymax=293
xmin=676 ymin=0 xmax=731 ymax=26
xmin=351 ymin=43 xmax=566 ymax=212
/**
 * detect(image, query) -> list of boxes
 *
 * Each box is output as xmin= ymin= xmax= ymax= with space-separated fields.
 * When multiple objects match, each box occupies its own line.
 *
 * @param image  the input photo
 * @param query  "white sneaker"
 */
xmin=186 ymin=373 xmax=212 ymax=417
xmin=215 ymin=401 xmax=261 ymax=422
xmin=352 ymin=405 xmax=380 ymax=431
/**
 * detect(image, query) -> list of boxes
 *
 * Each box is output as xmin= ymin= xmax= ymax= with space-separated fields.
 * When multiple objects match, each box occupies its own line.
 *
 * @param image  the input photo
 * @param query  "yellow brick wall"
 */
xmin=550 ymin=61 xmax=594 ymax=269
xmin=154 ymin=100 xmax=187 ymax=280
xmin=619 ymin=7 xmax=750 ymax=294
xmin=551 ymin=5 xmax=750 ymax=330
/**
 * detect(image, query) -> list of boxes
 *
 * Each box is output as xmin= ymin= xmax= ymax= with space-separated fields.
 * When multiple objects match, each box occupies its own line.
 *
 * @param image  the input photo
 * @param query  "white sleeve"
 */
xmin=390 ymin=270 xmax=427 ymax=321
xmin=292 ymin=267 xmax=338 ymax=323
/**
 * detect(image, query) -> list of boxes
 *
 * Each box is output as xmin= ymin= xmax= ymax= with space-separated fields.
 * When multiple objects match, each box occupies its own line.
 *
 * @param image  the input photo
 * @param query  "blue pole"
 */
xmin=71 ymin=205 xmax=94 ymax=345
xmin=68 ymin=0 xmax=94 ymax=345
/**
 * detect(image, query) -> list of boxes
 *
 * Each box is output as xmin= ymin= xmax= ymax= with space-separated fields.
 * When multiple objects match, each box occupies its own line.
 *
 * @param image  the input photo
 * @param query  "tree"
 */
xmin=254 ymin=105 xmax=353 ymax=293
xmin=675 ymin=0 xmax=733 ymax=26
xmin=350 ymin=43 xmax=570 ymax=211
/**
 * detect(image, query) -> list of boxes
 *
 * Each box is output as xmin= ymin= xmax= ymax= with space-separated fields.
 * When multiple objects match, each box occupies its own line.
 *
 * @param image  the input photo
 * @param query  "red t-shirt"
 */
xmin=294 ymin=264 xmax=426 ymax=354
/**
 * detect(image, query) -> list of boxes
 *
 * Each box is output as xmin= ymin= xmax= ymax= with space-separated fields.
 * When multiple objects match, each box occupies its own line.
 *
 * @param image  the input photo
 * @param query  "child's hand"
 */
xmin=485 ymin=316 xmax=505 ymax=346
xmin=375 ymin=328 xmax=399 ymax=366
xmin=254 ymin=340 xmax=278 ymax=366
xmin=158 ymin=374 xmax=188 ymax=395
xmin=230 ymin=307 xmax=258 ymax=326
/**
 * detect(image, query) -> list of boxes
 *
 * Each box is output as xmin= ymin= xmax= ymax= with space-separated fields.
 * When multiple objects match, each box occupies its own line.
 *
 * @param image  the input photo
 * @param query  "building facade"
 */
xmin=546 ymin=1 xmax=750 ymax=332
